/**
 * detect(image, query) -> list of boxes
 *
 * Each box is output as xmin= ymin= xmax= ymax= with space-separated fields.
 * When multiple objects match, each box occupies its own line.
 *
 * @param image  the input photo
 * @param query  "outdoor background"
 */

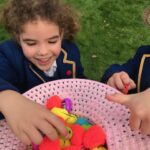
xmin=0 ymin=0 xmax=150 ymax=81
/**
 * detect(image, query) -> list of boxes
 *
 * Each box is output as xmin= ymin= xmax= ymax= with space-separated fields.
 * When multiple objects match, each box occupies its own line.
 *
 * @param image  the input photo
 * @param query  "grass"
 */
xmin=1 ymin=0 xmax=150 ymax=81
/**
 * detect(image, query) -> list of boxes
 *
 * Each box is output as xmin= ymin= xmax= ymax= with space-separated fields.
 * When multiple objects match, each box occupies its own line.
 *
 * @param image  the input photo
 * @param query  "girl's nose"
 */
xmin=38 ymin=45 xmax=49 ymax=56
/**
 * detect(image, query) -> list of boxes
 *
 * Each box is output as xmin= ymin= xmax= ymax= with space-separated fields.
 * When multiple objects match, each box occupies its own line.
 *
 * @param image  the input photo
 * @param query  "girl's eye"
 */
xmin=26 ymin=43 xmax=36 ymax=46
xmin=48 ymin=40 xmax=57 ymax=44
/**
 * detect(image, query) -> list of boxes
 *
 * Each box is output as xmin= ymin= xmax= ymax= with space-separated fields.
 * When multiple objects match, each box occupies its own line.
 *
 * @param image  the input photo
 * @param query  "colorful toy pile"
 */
xmin=32 ymin=95 xmax=107 ymax=150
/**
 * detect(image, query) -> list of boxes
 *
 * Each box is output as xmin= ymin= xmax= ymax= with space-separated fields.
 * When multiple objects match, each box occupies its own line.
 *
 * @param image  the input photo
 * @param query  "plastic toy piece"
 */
xmin=92 ymin=146 xmax=107 ymax=150
xmin=39 ymin=137 xmax=61 ymax=150
xmin=66 ymin=114 xmax=77 ymax=124
xmin=66 ymin=126 xmax=73 ymax=139
xmin=32 ymin=143 xmax=39 ymax=150
xmin=60 ymin=138 xmax=71 ymax=148
xmin=82 ymin=124 xmax=92 ymax=130
xmin=63 ymin=145 xmax=82 ymax=150
xmin=62 ymin=98 xmax=72 ymax=112
xmin=76 ymin=117 xmax=90 ymax=125
xmin=83 ymin=125 xmax=106 ymax=149
xmin=123 ymin=84 xmax=129 ymax=94
xmin=70 ymin=124 xmax=85 ymax=146
xmin=46 ymin=95 xmax=62 ymax=109
xmin=51 ymin=107 xmax=69 ymax=120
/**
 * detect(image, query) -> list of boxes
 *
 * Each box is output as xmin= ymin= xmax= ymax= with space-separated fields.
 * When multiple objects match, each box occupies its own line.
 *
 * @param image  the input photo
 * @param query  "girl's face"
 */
xmin=19 ymin=19 xmax=63 ymax=71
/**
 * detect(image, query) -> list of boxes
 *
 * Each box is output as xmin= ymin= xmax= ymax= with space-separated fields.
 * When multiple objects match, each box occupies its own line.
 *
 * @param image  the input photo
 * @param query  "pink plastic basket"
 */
xmin=0 ymin=79 xmax=150 ymax=150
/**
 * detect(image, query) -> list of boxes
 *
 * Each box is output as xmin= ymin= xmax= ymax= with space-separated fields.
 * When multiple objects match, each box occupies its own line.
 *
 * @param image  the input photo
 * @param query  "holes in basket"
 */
xmin=141 ymin=137 xmax=146 ymax=140
xmin=73 ymin=109 xmax=77 ymax=112
xmin=38 ymin=97 xmax=42 ymax=101
xmin=126 ymin=118 xmax=129 ymax=121
xmin=86 ymin=111 xmax=89 ymax=114
xmin=112 ymin=123 xmax=116 ymax=126
xmin=107 ymin=121 xmax=110 ymax=124
xmin=111 ymin=118 xmax=115 ymax=121
xmin=66 ymin=84 xmax=69 ymax=88
xmin=42 ymin=100 xmax=45 ymax=103
xmin=44 ymin=85 xmax=47 ymax=88
xmin=35 ymin=89 xmax=38 ymax=92
xmin=27 ymin=94 xmax=30 ymax=97
xmin=122 ymin=124 xmax=125 ymax=128
xmin=34 ymin=94 xmax=38 ymax=98
xmin=43 ymin=90 xmax=47 ymax=94
xmin=102 ymin=101 xmax=105 ymax=104
xmin=118 ymin=139 xmax=122 ymax=143
xmin=131 ymin=134 xmax=135 ymax=137
xmin=109 ymin=106 xmax=113 ymax=110
xmin=123 ymin=130 xmax=127 ymax=133
xmin=110 ymin=143 xmax=115 ymax=147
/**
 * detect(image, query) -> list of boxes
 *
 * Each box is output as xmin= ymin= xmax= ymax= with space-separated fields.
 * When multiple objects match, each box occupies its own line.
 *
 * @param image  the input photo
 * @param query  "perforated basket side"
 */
xmin=0 ymin=79 xmax=150 ymax=150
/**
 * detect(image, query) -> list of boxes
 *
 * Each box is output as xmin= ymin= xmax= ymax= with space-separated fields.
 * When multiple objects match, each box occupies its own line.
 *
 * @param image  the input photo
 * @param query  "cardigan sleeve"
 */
xmin=101 ymin=46 xmax=150 ymax=83
xmin=0 ymin=43 xmax=21 ymax=92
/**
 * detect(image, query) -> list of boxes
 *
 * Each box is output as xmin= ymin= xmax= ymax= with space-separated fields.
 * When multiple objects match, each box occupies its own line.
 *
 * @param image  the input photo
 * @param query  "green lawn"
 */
xmin=1 ymin=0 xmax=150 ymax=81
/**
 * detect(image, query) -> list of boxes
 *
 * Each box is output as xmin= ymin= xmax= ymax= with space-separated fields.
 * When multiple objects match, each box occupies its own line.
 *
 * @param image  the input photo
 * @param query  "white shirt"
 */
xmin=44 ymin=61 xmax=57 ymax=77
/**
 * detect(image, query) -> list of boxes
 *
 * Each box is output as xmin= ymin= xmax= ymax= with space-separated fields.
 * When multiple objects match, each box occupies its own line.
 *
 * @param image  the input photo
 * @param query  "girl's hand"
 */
xmin=107 ymin=71 xmax=136 ymax=93
xmin=0 ymin=90 xmax=68 ymax=145
xmin=106 ymin=89 xmax=150 ymax=134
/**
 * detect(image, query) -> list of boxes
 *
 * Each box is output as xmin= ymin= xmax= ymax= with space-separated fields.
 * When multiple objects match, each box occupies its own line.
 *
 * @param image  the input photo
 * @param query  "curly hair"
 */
xmin=0 ymin=0 xmax=80 ymax=41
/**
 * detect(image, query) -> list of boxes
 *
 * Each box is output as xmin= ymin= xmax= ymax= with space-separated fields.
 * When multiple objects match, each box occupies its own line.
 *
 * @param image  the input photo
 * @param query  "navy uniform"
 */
xmin=101 ymin=46 xmax=150 ymax=93
xmin=0 ymin=39 xmax=86 ymax=119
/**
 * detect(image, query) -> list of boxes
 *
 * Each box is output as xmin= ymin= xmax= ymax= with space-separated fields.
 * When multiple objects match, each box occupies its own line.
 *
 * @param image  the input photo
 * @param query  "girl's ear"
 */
xmin=13 ymin=34 xmax=20 ymax=44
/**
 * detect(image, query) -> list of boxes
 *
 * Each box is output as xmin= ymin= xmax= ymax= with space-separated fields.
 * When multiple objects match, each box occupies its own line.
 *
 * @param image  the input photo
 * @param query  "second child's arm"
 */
xmin=106 ymin=88 xmax=150 ymax=134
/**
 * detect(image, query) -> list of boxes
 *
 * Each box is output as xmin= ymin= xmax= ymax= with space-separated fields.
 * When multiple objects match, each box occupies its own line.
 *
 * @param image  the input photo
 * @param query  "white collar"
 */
xmin=44 ymin=61 xmax=57 ymax=77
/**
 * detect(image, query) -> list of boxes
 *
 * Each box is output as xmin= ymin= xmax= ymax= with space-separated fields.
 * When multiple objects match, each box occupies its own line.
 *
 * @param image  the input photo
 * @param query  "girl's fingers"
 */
xmin=114 ymin=75 xmax=125 ymax=90
xmin=129 ymin=79 xmax=136 ymax=89
xmin=106 ymin=93 xmax=130 ymax=105
xmin=140 ymin=120 xmax=150 ymax=134
xmin=24 ymin=125 xmax=43 ymax=145
xmin=36 ymin=119 xmax=58 ymax=141
xmin=122 ymin=84 xmax=129 ymax=94
xmin=107 ymin=75 xmax=125 ymax=91
xmin=19 ymin=131 xmax=31 ymax=145
xmin=129 ymin=113 xmax=142 ymax=130
xmin=107 ymin=77 xmax=116 ymax=88
xmin=45 ymin=112 xmax=68 ymax=138
xmin=120 ymin=72 xmax=130 ymax=85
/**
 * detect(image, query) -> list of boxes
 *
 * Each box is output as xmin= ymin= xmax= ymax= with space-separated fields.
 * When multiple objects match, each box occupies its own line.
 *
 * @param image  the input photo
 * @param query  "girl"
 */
xmin=0 ymin=0 xmax=85 ymax=145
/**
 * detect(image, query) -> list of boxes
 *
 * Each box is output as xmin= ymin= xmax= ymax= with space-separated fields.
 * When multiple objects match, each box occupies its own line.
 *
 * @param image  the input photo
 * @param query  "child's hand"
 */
xmin=106 ymin=89 xmax=150 ymax=134
xmin=0 ymin=90 xmax=68 ymax=145
xmin=107 ymin=71 xmax=136 ymax=93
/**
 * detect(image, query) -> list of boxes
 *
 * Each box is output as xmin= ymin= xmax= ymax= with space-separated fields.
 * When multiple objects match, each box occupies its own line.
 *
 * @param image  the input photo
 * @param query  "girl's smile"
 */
xmin=36 ymin=57 xmax=52 ymax=66
xmin=19 ymin=19 xmax=63 ymax=71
